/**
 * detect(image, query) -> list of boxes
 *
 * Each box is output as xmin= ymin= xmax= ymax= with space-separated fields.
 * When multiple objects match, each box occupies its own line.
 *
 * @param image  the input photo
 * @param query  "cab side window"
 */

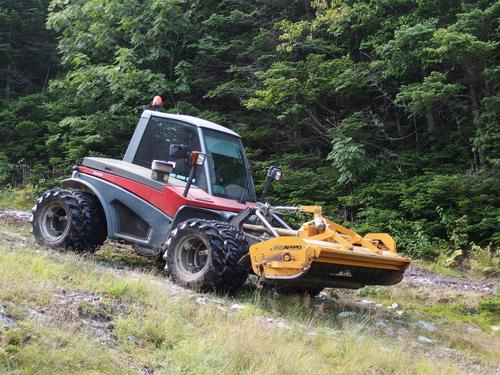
xmin=133 ymin=116 xmax=207 ymax=191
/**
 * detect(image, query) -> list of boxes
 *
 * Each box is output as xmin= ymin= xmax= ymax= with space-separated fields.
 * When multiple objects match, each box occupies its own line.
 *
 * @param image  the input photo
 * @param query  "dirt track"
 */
xmin=0 ymin=208 xmax=31 ymax=224
xmin=404 ymin=265 xmax=495 ymax=294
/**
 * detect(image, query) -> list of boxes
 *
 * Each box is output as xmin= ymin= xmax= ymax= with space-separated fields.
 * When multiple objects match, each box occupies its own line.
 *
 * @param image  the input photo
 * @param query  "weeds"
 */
xmin=0 ymin=186 xmax=36 ymax=210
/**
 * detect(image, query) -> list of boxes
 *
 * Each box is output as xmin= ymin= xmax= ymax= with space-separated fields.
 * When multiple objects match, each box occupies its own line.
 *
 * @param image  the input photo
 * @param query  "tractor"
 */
xmin=32 ymin=110 xmax=410 ymax=295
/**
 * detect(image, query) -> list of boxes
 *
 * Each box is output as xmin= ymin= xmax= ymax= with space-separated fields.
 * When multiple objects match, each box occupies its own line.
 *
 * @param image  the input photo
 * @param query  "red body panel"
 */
xmin=79 ymin=166 xmax=253 ymax=218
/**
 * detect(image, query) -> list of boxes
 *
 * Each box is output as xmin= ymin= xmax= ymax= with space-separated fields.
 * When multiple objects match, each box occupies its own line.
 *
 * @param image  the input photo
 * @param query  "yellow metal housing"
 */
xmin=249 ymin=206 xmax=410 ymax=288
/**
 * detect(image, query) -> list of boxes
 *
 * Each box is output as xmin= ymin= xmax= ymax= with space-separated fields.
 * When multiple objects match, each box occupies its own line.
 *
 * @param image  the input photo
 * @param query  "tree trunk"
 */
xmin=465 ymin=64 xmax=486 ymax=168
xmin=5 ymin=63 xmax=11 ymax=100
xmin=425 ymin=107 xmax=437 ymax=150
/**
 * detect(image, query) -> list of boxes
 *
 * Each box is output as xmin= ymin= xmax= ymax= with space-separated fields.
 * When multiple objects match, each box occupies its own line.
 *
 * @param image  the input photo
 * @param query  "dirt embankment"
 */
xmin=404 ymin=266 xmax=495 ymax=294
xmin=0 ymin=209 xmax=31 ymax=224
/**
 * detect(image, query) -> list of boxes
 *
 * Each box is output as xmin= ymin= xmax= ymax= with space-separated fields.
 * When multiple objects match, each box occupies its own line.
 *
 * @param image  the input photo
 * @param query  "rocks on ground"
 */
xmin=404 ymin=265 xmax=496 ymax=294
xmin=0 ymin=209 xmax=31 ymax=224
xmin=0 ymin=301 xmax=16 ymax=331
xmin=418 ymin=335 xmax=434 ymax=345
xmin=415 ymin=320 xmax=436 ymax=332
xmin=337 ymin=311 xmax=356 ymax=319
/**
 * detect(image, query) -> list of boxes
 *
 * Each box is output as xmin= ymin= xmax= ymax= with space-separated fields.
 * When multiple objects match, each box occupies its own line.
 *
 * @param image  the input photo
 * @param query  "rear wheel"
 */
xmin=163 ymin=219 xmax=249 ymax=294
xmin=32 ymin=189 xmax=107 ymax=252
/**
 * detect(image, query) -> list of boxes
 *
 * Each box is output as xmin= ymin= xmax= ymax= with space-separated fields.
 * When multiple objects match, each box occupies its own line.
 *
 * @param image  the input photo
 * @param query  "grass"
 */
xmin=0 ymin=186 xmax=35 ymax=211
xmin=0 ymin=224 xmax=478 ymax=374
xmin=414 ymin=245 xmax=499 ymax=279
xmin=95 ymin=245 xmax=158 ymax=270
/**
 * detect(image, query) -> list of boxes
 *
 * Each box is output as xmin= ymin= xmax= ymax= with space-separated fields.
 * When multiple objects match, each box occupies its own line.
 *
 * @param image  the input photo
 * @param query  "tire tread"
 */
xmin=32 ymin=189 xmax=107 ymax=252
xmin=163 ymin=219 xmax=249 ymax=294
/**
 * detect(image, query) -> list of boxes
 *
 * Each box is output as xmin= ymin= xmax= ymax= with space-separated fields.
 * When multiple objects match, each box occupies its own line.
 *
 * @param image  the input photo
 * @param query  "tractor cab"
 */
xmin=124 ymin=110 xmax=256 ymax=203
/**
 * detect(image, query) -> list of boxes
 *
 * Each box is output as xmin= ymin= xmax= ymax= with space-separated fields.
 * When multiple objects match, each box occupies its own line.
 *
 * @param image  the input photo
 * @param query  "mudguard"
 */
xmin=62 ymin=173 xmax=172 ymax=249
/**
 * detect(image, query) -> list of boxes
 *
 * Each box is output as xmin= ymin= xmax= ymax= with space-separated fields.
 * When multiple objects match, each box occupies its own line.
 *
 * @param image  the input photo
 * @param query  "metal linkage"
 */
xmin=272 ymin=205 xmax=300 ymax=212
xmin=270 ymin=211 xmax=292 ymax=230
xmin=255 ymin=209 xmax=279 ymax=237
xmin=241 ymin=224 xmax=297 ymax=237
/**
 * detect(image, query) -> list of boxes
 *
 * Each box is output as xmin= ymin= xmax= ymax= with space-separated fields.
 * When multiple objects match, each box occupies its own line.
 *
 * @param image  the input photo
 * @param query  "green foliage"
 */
xmin=0 ymin=185 xmax=36 ymax=210
xmin=479 ymin=298 xmax=500 ymax=314
xmin=327 ymin=137 xmax=372 ymax=185
xmin=396 ymin=72 xmax=464 ymax=119
xmin=346 ymin=170 xmax=499 ymax=258
xmin=0 ymin=0 xmax=57 ymax=100
xmin=0 ymin=94 xmax=57 ymax=186
xmin=0 ymin=0 xmax=498 ymax=260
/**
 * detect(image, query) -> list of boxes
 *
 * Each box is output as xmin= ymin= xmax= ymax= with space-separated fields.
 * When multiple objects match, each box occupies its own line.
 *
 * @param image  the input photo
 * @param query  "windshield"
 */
xmin=203 ymin=129 xmax=255 ymax=202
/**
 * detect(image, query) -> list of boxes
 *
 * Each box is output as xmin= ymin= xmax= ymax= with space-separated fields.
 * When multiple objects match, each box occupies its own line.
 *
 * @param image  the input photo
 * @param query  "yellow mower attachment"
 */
xmin=247 ymin=206 xmax=411 ymax=289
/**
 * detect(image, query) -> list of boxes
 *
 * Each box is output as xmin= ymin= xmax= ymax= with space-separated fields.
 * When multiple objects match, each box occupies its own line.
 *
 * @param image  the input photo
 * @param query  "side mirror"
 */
xmin=169 ymin=144 xmax=189 ymax=160
xmin=190 ymin=151 xmax=206 ymax=166
xmin=182 ymin=151 xmax=207 ymax=197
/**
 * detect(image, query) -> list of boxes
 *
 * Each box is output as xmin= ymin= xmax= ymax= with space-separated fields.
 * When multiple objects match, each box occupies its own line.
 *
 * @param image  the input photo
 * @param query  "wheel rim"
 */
xmin=39 ymin=202 xmax=71 ymax=242
xmin=175 ymin=235 xmax=209 ymax=276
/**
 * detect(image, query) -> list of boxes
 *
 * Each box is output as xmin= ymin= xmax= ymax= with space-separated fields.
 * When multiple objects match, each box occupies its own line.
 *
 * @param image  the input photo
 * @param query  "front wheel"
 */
xmin=163 ymin=219 xmax=249 ymax=294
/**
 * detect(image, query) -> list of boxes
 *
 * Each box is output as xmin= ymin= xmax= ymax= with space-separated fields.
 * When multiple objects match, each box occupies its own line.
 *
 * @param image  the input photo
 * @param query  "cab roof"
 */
xmin=141 ymin=110 xmax=240 ymax=138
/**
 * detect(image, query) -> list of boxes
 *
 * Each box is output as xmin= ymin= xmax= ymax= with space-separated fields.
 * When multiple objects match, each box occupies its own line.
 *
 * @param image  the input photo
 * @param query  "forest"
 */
xmin=0 ymin=0 xmax=498 ymax=259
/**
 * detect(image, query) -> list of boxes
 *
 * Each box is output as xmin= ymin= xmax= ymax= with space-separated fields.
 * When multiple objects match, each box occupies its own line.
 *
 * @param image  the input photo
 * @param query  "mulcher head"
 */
xmin=246 ymin=205 xmax=410 ymax=289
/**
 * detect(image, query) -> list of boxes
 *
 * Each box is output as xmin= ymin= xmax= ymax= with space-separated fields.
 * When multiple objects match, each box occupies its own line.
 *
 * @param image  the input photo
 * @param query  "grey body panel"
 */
xmin=197 ymin=126 xmax=212 ymax=196
xmin=62 ymin=173 xmax=239 ymax=251
xmin=62 ymin=173 xmax=172 ymax=249
xmin=143 ymin=110 xmax=240 ymax=137
xmin=82 ymin=156 xmax=193 ymax=192
xmin=82 ymin=157 xmax=165 ymax=191
xmin=123 ymin=115 xmax=149 ymax=162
